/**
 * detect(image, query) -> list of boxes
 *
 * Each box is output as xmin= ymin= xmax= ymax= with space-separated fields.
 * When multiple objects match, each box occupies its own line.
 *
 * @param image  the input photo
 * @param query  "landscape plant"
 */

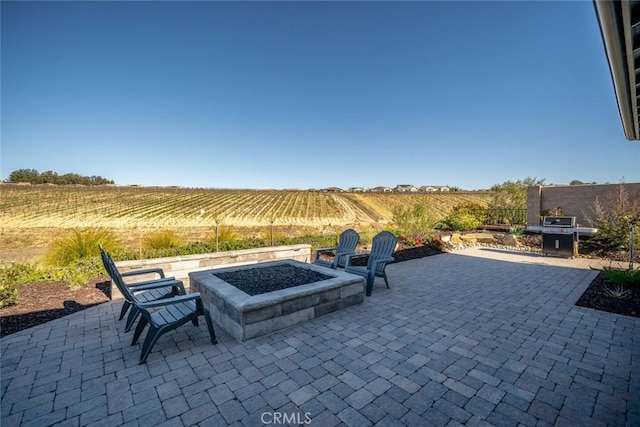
xmin=426 ymin=234 xmax=444 ymax=251
xmin=44 ymin=227 xmax=120 ymax=267
xmin=586 ymin=185 xmax=640 ymax=251
xmin=595 ymin=265 xmax=640 ymax=287
xmin=392 ymin=202 xmax=436 ymax=236
xmin=603 ymin=284 xmax=633 ymax=300
xmin=400 ymin=235 xmax=424 ymax=247
xmin=0 ymin=256 xmax=107 ymax=307
xmin=509 ymin=226 xmax=524 ymax=237
xmin=445 ymin=202 xmax=487 ymax=231
xmin=143 ymin=230 xmax=183 ymax=250
xmin=489 ymin=177 xmax=545 ymax=211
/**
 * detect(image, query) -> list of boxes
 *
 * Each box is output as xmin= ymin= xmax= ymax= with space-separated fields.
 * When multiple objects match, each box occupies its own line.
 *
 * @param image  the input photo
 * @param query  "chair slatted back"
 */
xmin=367 ymin=231 xmax=397 ymax=273
xmin=335 ymin=229 xmax=360 ymax=266
xmin=99 ymin=245 xmax=137 ymax=302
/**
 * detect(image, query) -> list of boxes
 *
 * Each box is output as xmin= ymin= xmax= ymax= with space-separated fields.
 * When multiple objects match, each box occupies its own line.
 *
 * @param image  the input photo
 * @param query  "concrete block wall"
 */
xmin=112 ymin=244 xmax=311 ymax=298
xmin=526 ymin=183 xmax=640 ymax=226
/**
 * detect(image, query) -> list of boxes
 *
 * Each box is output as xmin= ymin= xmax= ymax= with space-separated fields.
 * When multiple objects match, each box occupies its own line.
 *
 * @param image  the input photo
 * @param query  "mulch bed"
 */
xmin=575 ymin=272 xmax=639 ymax=318
xmin=0 ymin=277 xmax=111 ymax=337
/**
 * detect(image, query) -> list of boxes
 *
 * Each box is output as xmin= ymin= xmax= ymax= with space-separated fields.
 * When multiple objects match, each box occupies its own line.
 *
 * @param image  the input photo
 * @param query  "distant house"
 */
xmin=419 ymin=185 xmax=450 ymax=192
xmin=322 ymin=187 xmax=344 ymax=192
xmin=394 ymin=184 xmax=417 ymax=192
xmin=369 ymin=186 xmax=392 ymax=192
xmin=348 ymin=187 xmax=365 ymax=192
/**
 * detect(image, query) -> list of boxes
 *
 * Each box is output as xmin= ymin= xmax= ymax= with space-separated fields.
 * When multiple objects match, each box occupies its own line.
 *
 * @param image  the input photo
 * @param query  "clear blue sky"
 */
xmin=1 ymin=1 xmax=638 ymax=190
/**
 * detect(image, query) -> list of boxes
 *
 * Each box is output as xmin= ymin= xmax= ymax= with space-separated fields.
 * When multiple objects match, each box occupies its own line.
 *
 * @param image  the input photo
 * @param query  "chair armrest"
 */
xmin=121 ymin=268 xmax=166 ymax=279
xmin=370 ymin=257 xmax=395 ymax=271
xmin=126 ymin=276 xmax=176 ymax=287
xmin=128 ymin=279 xmax=184 ymax=293
xmin=137 ymin=293 xmax=201 ymax=309
xmin=315 ymin=247 xmax=334 ymax=252
xmin=344 ymin=252 xmax=368 ymax=267
xmin=314 ymin=247 xmax=335 ymax=255
xmin=372 ymin=257 xmax=394 ymax=266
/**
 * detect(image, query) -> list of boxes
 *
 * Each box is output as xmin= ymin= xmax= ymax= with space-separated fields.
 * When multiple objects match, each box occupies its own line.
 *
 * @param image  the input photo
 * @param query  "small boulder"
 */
xmin=502 ymin=234 xmax=520 ymax=246
xmin=450 ymin=233 xmax=462 ymax=244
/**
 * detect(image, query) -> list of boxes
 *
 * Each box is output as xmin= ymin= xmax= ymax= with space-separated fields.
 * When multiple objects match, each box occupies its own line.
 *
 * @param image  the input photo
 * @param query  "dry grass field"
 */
xmin=0 ymin=184 xmax=492 ymax=263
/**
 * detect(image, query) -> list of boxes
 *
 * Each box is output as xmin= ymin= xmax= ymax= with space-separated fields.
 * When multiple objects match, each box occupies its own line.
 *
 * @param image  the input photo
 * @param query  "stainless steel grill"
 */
xmin=526 ymin=216 xmax=598 ymax=258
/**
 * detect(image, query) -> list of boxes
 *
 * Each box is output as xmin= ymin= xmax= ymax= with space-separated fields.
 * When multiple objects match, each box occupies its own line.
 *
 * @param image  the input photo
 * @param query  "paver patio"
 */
xmin=1 ymin=247 xmax=639 ymax=426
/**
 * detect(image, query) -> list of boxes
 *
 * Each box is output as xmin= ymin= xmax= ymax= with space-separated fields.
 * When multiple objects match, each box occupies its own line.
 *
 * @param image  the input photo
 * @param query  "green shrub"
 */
xmin=45 ymin=228 xmax=120 ymax=267
xmin=205 ymin=226 xmax=239 ymax=245
xmin=392 ymin=203 xmax=436 ymax=236
xmin=587 ymin=185 xmax=640 ymax=250
xmin=0 ymin=282 xmax=19 ymax=308
xmin=64 ymin=257 xmax=107 ymax=290
xmin=445 ymin=202 xmax=487 ymax=231
xmin=0 ymin=257 xmax=107 ymax=297
xmin=594 ymin=266 xmax=640 ymax=287
xmin=509 ymin=227 xmax=524 ymax=237
xmin=143 ymin=230 xmax=183 ymax=250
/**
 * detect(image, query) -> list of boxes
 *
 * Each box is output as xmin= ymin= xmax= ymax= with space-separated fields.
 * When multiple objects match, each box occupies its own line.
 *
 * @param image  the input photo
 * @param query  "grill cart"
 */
xmin=527 ymin=216 xmax=598 ymax=258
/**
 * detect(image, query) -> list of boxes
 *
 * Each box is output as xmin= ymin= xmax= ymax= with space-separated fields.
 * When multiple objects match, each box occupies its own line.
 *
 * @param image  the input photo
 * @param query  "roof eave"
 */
xmin=594 ymin=0 xmax=639 ymax=140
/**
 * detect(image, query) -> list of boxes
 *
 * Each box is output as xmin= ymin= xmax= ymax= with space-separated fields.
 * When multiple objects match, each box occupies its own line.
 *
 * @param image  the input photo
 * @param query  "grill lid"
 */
xmin=542 ymin=216 xmax=576 ymax=228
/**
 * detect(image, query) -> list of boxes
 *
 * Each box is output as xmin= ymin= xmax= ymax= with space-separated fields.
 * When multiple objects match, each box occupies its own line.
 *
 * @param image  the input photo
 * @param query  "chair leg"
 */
xmin=119 ymin=301 xmax=131 ymax=320
xmin=139 ymin=325 xmax=163 ymax=364
xmin=203 ymin=311 xmax=217 ymax=344
xmin=125 ymin=307 xmax=141 ymax=332
xmin=197 ymin=300 xmax=217 ymax=344
xmin=365 ymin=274 xmax=374 ymax=296
xmin=383 ymin=271 xmax=390 ymax=289
xmin=132 ymin=316 xmax=148 ymax=345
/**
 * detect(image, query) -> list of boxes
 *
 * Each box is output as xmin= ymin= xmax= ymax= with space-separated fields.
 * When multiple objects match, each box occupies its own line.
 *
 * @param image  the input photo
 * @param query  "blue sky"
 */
xmin=1 ymin=1 xmax=638 ymax=190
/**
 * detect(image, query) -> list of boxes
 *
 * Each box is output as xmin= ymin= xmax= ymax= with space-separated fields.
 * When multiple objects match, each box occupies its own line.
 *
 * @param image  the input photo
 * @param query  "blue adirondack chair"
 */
xmin=314 ymin=228 xmax=360 ymax=269
xmin=344 ymin=231 xmax=396 ymax=296
xmin=99 ymin=245 xmax=186 ymax=332
xmin=100 ymin=247 xmax=217 ymax=364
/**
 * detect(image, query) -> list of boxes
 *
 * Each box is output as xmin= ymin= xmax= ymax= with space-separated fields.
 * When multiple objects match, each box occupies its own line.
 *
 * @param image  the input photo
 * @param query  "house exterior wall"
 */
xmin=526 ymin=183 xmax=640 ymax=226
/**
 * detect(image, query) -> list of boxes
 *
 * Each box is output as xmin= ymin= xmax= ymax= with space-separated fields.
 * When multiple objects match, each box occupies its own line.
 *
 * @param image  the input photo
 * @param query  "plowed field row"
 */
xmin=1 ymin=185 xmax=492 ymax=229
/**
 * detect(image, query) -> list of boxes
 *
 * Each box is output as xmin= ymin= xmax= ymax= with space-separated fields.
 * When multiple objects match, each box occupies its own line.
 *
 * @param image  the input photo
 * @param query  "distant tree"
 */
xmin=8 ymin=168 xmax=40 ymax=183
xmin=5 ymin=169 xmax=114 ymax=185
xmin=40 ymin=170 xmax=59 ymax=184
xmin=489 ymin=177 xmax=546 ymax=210
xmin=569 ymin=179 xmax=597 ymax=185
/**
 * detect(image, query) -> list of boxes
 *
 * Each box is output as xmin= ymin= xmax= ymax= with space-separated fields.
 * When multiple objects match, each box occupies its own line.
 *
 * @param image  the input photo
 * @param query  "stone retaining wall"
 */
xmin=112 ymin=244 xmax=311 ymax=298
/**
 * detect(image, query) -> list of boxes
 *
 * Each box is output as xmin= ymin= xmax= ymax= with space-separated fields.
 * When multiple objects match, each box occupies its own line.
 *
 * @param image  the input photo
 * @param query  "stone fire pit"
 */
xmin=189 ymin=260 xmax=365 ymax=342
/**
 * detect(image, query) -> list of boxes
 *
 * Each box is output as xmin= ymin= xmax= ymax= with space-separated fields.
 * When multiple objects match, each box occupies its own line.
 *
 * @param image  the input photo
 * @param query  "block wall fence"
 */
xmin=526 ymin=183 xmax=640 ymax=226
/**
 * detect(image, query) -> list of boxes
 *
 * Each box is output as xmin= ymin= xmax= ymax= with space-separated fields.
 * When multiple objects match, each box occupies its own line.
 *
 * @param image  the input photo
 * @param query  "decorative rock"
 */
xmin=450 ymin=233 xmax=462 ymax=244
xmin=460 ymin=232 xmax=496 ymax=243
xmin=502 ymin=234 xmax=520 ymax=246
xmin=440 ymin=234 xmax=451 ymax=243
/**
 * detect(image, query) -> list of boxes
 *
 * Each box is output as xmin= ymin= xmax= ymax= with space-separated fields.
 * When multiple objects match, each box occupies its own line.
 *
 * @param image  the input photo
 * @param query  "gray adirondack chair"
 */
xmin=344 ymin=231 xmax=396 ymax=296
xmin=99 ymin=246 xmax=186 ymax=332
xmin=100 ymin=247 xmax=217 ymax=364
xmin=314 ymin=228 xmax=360 ymax=269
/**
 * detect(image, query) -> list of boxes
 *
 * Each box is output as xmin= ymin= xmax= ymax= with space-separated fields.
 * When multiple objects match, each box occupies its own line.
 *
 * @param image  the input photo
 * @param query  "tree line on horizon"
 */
xmin=3 ymin=169 xmax=603 ymax=192
xmin=5 ymin=169 xmax=114 ymax=186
